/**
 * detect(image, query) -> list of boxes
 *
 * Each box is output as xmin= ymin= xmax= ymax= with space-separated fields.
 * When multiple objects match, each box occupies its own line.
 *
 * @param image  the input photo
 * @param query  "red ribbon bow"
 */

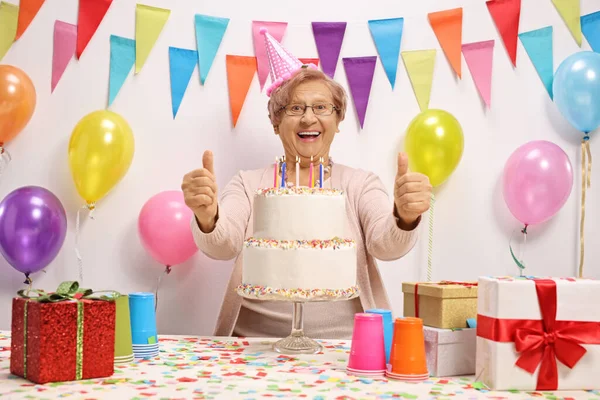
xmin=477 ymin=279 xmax=600 ymax=390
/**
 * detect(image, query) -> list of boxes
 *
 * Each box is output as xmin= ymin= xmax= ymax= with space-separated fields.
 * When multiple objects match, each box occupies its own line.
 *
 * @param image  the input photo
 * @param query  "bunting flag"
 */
xmin=299 ymin=58 xmax=319 ymax=66
xmin=582 ymin=12 xmax=600 ymax=53
xmin=519 ymin=27 xmax=553 ymax=99
xmin=52 ymin=21 xmax=77 ymax=92
xmin=135 ymin=4 xmax=170 ymax=74
xmin=312 ymin=22 xmax=347 ymax=78
xmin=0 ymin=2 xmax=18 ymax=62
xmin=462 ymin=40 xmax=494 ymax=107
xmin=169 ymin=47 xmax=198 ymax=119
xmin=486 ymin=0 xmax=521 ymax=67
xmin=551 ymin=0 xmax=582 ymax=46
xmin=76 ymin=0 xmax=113 ymax=59
xmin=252 ymin=21 xmax=287 ymax=90
xmin=195 ymin=14 xmax=229 ymax=85
xmin=402 ymin=50 xmax=436 ymax=111
xmin=368 ymin=17 xmax=404 ymax=89
xmin=343 ymin=56 xmax=377 ymax=129
xmin=428 ymin=8 xmax=463 ymax=78
xmin=15 ymin=0 xmax=45 ymax=40
xmin=108 ymin=35 xmax=135 ymax=108
xmin=226 ymin=55 xmax=257 ymax=127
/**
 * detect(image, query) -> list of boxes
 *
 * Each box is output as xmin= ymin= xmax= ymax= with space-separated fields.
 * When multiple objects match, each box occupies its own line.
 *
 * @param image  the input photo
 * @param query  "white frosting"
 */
xmin=252 ymin=190 xmax=348 ymax=240
xmin=242 ymin=244 xmax=356 ymax=290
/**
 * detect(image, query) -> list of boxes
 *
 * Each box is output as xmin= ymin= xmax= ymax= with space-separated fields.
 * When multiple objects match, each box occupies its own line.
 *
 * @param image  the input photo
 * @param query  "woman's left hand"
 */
xmin=394 ymin=152 xmax=432 ymax=226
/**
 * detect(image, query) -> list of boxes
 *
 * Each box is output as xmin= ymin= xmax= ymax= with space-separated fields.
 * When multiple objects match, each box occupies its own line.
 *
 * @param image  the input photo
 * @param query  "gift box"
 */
xmin=402 ymin=281 xmax=478 ymax=329
xmin=424 ymin=326 xmax=476 ymax=377
xmin=10 ymin=281 xmax=117 ymax=384
xmin=476 ymin=276 xmax=600 ymax=391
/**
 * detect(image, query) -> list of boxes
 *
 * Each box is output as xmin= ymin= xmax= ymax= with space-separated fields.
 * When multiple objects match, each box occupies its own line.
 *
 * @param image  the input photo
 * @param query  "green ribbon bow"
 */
xmin=17 ymin=281 xmax=119 ymax=380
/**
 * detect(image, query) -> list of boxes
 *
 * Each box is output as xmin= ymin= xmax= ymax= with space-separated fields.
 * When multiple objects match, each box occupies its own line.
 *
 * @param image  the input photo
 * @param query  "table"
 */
xmin=0 ymin=331 xmax=597 ymax=399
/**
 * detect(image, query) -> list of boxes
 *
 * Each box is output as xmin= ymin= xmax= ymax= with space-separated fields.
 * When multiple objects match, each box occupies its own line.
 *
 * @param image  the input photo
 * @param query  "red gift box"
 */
xmin=10 ymin=281 xmax=117 ymax=384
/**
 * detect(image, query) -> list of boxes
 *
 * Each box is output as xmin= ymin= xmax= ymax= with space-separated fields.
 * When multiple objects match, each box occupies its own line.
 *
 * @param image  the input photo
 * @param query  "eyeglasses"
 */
xmin=280 ymin=103 xmax=338 ymax=116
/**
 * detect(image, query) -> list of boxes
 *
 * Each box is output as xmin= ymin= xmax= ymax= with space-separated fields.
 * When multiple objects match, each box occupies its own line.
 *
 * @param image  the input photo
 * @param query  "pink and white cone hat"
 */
xmin=260 ymin=27 xmax=318 ymax=96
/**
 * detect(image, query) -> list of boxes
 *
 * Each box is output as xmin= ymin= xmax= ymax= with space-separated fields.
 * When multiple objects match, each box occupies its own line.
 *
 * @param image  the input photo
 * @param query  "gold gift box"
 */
xmin=402 ymin=282 xmax=478 ymax=329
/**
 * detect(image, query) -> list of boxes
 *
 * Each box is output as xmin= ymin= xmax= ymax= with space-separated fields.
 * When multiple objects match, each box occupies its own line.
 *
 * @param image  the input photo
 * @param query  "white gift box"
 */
xmin=476 ymin=276 xmax=600 ymax=391
xmin=424 ymin=326 xmax=476 ymax=377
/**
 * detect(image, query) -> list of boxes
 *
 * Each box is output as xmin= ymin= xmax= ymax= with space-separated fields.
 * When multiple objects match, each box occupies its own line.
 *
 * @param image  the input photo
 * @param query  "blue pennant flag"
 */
xmin=582 ymin=12 xmax=600 ymax=53
xmin=519 ymin=26 xmax=554 ymax=99
xmin=195 ymin=14 xmax=230 ymax=85
xmin=368 ymin=17 xmax=404 ymax=89
xmin=169 ymin=47 xmax=198 ymax=118
xmin=108 ymin=35 xmax=136 ymax=107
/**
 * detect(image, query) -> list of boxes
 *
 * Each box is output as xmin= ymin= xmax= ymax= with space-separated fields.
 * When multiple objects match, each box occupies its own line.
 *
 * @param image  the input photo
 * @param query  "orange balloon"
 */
xmin=0 ymin=65 xmax=36 ymax=145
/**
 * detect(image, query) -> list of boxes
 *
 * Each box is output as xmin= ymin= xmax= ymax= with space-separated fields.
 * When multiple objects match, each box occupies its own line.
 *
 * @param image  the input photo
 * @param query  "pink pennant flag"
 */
xmin=52 ymin=20 xmax=77 ymax=92
xmin=462 ymin=40 xmax=494 ymax=107
xmin=252 ymin=21 xmax=287 ymax=90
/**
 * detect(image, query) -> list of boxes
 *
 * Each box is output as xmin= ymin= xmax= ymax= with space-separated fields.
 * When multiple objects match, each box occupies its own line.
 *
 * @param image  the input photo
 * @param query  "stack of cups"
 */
xmin=365 ymin=308 xmax=393 ymax=365
xmin=114 ymin=294 xmax=134 ymax=364
xmin=386 ymin=317 xmax=429 ymax=381
xmin=346 ymin=313 xmax=386 ymax=377
xmin=129 ymin=292 xmax=159 ymax=359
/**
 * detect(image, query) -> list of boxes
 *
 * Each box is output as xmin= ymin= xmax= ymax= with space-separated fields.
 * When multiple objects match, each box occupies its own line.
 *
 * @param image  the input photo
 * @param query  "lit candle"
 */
xmin=309 ymin=156 xmax=314 ymax=188
xmin=280 ymin=156 xmax=286 ymax=188
xmin=274 ymin=157 xmax=279 ymax=188
xmin=295 ymin=156 xmax=300 ymax=188
xmin=319 ymin=157 xmax=324 ymax=188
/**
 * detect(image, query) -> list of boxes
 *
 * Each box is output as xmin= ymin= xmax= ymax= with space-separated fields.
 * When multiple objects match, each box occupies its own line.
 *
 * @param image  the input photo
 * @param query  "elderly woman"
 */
xmin=182 ymin=59 xmax=431 ymax=339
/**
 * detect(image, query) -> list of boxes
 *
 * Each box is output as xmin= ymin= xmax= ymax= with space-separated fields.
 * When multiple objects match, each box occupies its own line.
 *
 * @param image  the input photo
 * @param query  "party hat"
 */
xmin=260 ymin=27 xmax=317 ymax=96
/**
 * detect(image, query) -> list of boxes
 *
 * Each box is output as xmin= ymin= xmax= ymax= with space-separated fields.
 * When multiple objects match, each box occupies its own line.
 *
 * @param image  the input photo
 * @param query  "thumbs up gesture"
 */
xmin=182 ymin=150 xmax=219 ymax=232
xmin=394 ymin=152 xmax=432 ymax=226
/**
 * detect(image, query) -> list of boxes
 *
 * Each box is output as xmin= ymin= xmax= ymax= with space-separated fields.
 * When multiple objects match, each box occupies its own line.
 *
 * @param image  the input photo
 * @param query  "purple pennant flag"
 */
xmin=343 ymin=56 xmax=377 ymax=129
xmin=312 ymin=22 xmax=346 ymax=78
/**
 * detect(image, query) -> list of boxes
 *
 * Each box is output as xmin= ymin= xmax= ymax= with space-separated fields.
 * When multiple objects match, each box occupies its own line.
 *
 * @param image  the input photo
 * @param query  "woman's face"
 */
xmin=275 ymin=80 xmax=340 ymax=164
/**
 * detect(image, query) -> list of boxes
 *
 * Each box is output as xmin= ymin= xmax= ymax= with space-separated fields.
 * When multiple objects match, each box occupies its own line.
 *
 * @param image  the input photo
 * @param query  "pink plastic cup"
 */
xmin=347 ymin=313 xmax=386 ymax=376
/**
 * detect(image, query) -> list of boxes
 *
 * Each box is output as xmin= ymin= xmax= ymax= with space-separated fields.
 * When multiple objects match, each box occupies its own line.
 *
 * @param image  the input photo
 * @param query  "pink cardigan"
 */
xmin=191 ymin=163 xmax=419 ymax=336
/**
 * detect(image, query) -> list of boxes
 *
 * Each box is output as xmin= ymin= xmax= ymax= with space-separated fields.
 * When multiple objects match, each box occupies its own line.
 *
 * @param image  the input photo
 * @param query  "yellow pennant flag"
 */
xmin=402 ymin=50 xmax=437 ymax=111
xmin=0 ymin=2 xmax=18 ymax=61
xmin=551 ymin=0 xmax=582 ymax=46
xmin=135 ymin=4 xmax=170 ymax=74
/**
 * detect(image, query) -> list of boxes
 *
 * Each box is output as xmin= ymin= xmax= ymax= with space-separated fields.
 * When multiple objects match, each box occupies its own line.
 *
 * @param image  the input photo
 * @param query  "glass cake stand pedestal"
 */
xmin=236 ymin=285 xmax=360 ymax=354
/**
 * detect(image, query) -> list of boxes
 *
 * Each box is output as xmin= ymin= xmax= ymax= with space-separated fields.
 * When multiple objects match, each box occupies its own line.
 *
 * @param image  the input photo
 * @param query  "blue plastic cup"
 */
xmin=129 ymin=292 xmax=158 ymax=345
xmin=366 ymin=308 xmax=393 ymax=364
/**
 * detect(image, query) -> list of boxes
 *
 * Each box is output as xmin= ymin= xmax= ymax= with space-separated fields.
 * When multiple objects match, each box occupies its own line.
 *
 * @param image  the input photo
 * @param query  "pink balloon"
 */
xmin=138 ymin=190 xmax=198 ymax=266
xmin=503 ymin=140 xmax=573 ymax=226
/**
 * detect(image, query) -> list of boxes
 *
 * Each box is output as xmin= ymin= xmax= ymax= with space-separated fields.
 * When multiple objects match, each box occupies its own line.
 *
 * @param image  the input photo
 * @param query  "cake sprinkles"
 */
xmin=244 ymin=237 xmax=355 ymax=250
xmin=256 ymin=187 xmax=344 ymax=196
xmin=236 ymin=284 xmax=359 ymax=300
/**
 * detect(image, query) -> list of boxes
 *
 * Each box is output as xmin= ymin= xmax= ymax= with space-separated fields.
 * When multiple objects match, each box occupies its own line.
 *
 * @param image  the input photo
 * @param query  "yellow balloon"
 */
xmin=68 ymin=110 xmax=135 ymax=204
xmin=404 ymin=109 xmax=464 ymax=187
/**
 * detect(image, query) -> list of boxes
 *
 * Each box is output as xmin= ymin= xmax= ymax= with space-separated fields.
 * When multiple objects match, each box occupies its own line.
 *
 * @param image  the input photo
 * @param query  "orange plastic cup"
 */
xmin=387 ymin=317 xmax=428 ymax=378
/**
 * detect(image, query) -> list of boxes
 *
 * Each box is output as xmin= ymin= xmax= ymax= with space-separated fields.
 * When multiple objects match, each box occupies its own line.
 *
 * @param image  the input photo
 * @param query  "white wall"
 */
xmin=1 ymin=0 xmax=599 ymax=334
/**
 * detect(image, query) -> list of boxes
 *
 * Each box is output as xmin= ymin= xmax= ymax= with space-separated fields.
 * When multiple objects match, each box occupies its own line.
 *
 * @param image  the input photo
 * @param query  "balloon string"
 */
xmin=75 ymin=203 xmax=95 ymax=284
xmin=509 ymin=225 xmax=528 ymax=276
xmin=427 ymin=193 xmax=435 ymax=282
xmin=155 ymin=265 xmax=172 ymax=313
xmin=0 ymin=146 xmax=11 ymax=176
xmin=579 ymin=136 xmax=591 ymax=278
xmin=23 ymin=274 xmax=32 ymax=296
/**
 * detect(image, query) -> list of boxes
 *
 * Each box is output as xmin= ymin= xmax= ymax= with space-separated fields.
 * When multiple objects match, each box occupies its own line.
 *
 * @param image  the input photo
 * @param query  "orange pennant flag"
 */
xmin=428 ymin=8 xmax=463 ymax=78
xmin=15 ymin=0 xmax=45 ymax=40
xmin=226 ymin=55 xmax=257 ymax=127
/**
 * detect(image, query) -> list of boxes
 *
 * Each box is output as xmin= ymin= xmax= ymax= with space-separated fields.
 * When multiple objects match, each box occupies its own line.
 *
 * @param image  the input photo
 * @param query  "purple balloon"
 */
xmin=0 ymin=186 xmax=67 ymax=275
xmin=503 ymin=140 xmax=573 ymax=226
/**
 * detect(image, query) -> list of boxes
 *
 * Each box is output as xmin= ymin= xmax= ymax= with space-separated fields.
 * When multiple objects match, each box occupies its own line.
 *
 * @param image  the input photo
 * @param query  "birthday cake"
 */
xmin=237 ymin=187 xmax=359 ymax=301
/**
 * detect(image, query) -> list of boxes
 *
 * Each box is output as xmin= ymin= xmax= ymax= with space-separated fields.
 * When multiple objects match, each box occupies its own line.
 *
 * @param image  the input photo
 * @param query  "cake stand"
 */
xmin=236 ymin=285 xmax=359 ymax=354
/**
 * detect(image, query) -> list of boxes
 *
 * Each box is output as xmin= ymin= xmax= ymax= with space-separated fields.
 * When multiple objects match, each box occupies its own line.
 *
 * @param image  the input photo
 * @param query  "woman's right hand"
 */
xmin=182 ymin=150 xmax=219 ymax=233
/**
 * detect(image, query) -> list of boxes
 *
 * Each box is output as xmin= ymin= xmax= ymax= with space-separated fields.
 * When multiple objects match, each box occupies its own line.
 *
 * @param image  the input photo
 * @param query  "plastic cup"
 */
xmin=346 ymin=313 xmax=386 ymax=375
xmin=129 ymin=292 xmax=158 ymax=345
xmin=114 ymin=294 xmax=134 ymax=359
xmin=365 ymin=308 xmax=393 ymax=364
xmin=387 ymin=317 xmax=428 ymax=380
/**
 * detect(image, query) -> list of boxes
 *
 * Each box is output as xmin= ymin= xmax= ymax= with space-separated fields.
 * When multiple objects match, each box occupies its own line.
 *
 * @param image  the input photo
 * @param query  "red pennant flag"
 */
xmin=299 ymin=58 xmax=319 ymax=66
xmin=226 ymin=55 xmax=257 ymax=127
xmin=15 ymin=0 xmax=45 ymax=40
xmin=486 ymin=0 xmax=521 ymax=67
xmin=76 ymin=0 xmax=113 ymax=59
